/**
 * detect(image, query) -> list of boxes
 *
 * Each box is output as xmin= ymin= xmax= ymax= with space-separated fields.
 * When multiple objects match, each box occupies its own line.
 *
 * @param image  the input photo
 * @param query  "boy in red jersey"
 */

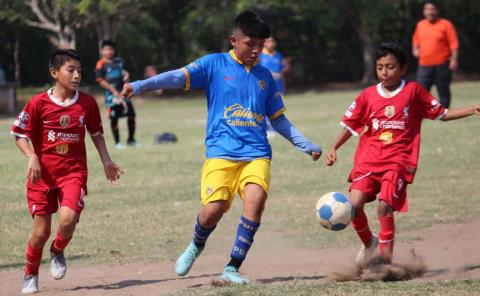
xmin=324 ymin=42 xmax=479 ymax=266
xmin=11 ymin=49 xmax=123 ymax=294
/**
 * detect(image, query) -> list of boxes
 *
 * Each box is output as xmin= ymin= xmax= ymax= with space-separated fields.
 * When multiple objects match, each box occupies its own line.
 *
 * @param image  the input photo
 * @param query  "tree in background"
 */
xmin=23 ymin=0 xmax=81 ymax=49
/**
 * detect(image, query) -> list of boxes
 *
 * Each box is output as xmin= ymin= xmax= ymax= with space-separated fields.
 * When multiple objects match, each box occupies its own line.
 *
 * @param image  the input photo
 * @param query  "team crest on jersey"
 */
xmin=55 ymin=143 xmax=69 ymax=154
xmin=384 ymin=106 xmax=395 ymax=118
xmin=259 ymin=80 xmax=266 ymax=90
xmin=60 ymin=115 xmax=70 ymax=128
xmin=379 ymin=131 xmax=394 ymax=145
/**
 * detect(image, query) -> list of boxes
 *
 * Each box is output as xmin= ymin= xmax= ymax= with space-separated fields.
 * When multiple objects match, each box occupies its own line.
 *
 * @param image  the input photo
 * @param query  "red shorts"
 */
xmin=27 ymin=183 xmax=86 ymax=217
xmin=349 ymin=170 xmax=408 ymax=212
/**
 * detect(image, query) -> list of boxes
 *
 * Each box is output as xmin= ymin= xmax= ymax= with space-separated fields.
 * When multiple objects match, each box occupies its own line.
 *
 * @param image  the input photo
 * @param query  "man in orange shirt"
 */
xmin=412 ymin=1 xmax=459 ymax=108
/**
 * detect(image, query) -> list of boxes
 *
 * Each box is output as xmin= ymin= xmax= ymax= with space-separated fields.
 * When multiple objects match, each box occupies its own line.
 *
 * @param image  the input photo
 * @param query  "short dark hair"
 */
xmin=234 ymin=11 xmax=270 ymax=39
xmin=424 ymin=1 xmax=439 ymax=9
xmin=49 ymin=49 xmax=81 ymax=69
xmin=376 ymin=42 xmax=407 ymax=67
xmin=101 ymin=40 xmax=116 ymax=49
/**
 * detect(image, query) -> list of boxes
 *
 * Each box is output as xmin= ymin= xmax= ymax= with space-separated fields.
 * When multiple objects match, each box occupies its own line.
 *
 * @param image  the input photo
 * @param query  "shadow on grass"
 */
xmin=0 ymin=254 xmax=90 ymax=270
xmin=257 ymin=274 xmax=326 ymax=284
xmin=68 ymin=273 xmax=221 ymax=291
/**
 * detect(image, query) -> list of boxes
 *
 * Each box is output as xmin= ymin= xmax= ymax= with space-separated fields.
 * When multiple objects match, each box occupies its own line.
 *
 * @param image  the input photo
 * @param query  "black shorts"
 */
xmin=107 ymin=99 xmax=136 ymax=119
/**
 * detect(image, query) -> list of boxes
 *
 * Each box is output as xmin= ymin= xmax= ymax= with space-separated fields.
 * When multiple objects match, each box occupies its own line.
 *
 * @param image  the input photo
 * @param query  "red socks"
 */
xmin=25 ymin=242 xmax=43 ymax=276
xmin=351 ymin=209 xmax=373 ymax=246
xmin=50 ymin=232 xmax=72 ymax=254
xmin=379 ymin=215 xmax=395 ymax=263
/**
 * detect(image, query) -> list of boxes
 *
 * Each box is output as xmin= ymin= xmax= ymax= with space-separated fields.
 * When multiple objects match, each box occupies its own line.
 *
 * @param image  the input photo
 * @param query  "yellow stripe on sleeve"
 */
xmin=181 ymin=67 xmax=190 ymax=91
xmin=269 ymin=107 xmax=286 ymax=120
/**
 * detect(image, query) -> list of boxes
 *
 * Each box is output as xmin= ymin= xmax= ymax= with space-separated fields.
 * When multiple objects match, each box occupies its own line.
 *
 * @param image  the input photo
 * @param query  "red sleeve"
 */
xmin=11 ymin=97 xmax=41 ymax=139
xmin=412 ymin=84 xmax=447 ymax=120
xmin=341 ymin=92 xmax=368 ymax=136
xmin=85 ymin=96 xmax=104 ymax=136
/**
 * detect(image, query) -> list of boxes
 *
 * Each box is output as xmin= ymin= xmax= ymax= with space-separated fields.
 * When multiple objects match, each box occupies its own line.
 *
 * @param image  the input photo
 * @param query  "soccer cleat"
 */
xmin=115 ymin=143 xmax=125 ymax=149
xmin=355 ymin=234 xmax=379 ymax=267
xmin=175 ymin=241 xmax=204 ymax=276
xmin=50 ymin=252 xmax=67 ymax=280
xmin=220 ymin=265 xmax=249 ymax=285
xmin=22 ymin=274 xmax=39 ymax=294
xmin=127 ymin=140 xmax=141 ymax=148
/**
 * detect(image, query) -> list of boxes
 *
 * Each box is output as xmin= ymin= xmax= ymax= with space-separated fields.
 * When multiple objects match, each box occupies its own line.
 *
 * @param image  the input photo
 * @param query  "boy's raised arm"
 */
xmin=270 ymin=114 xmax=321 ymax=161
xmin=121 ymin=69 xmax=186 ymax=98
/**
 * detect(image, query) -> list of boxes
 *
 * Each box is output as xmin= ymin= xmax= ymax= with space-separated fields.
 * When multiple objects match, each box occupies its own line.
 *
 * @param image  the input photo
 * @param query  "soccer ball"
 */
xmin=315 ymin=192 xmax=355 ymax=231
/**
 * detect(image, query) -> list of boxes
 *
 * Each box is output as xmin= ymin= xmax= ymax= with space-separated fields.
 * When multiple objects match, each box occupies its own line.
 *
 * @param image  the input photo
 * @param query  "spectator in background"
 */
xmin=95 ymin=40 xmax=139 ymax=149
xmin=412 ymin=1 xmax=459 ymax=108
xmin=260 ymin=37 xmax=286 ymax=95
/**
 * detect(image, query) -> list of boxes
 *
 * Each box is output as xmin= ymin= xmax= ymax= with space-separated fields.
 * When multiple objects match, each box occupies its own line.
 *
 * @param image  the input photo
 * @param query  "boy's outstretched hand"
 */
xmin=311 ymin=151 xmax=321 ymax=161
xmin=121 ymin=83 xmax=133 ymax=98
xmin=103 ymin=160 xmax=123 ymax=184
xmin=324 ymin=148 xmax=337 ymax=166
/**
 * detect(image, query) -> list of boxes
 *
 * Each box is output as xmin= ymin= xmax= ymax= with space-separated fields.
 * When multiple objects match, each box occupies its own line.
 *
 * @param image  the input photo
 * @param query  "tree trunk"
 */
xmin=358 ymin=24 xmax=375 ymax=84
xmin=14 ymin=27 xmax=21 ymax=85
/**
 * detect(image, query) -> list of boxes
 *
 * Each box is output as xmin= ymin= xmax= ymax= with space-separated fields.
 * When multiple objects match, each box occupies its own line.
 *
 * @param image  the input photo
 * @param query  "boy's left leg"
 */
xmin=222 ymin=183 xmax=266 ymax=285
xmin=125 ymin=100 xmax=139 ymax=147
xmin=377 ymin=201 xmax=395 ymax=264
xmin=50 ymin=184 xmax=84 ymax=279
xmin=377 ymin=170 xmax=407 ymax=264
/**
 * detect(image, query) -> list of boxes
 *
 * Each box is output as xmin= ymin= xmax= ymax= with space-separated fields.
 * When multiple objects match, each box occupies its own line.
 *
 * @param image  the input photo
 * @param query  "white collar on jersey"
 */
xmin=376 ymin=79 xmax=405 ymax=99
xmin=47 ymin=87 xmax=79 ymax=107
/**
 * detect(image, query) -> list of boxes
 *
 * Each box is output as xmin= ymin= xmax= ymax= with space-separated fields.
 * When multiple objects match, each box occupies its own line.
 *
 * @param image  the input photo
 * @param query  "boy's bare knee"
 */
xmin=377 ymin=200 xmax=394 ymax=216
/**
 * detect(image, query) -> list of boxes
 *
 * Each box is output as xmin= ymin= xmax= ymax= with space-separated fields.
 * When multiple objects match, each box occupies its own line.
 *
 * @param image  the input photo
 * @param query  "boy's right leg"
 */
xmin=175 ymin=200 xmax=227 ymax=276
xmin=350 ymin=189 xmax=378 ymax=266
xmin=23 ymin=214 xmax=52 ymax=294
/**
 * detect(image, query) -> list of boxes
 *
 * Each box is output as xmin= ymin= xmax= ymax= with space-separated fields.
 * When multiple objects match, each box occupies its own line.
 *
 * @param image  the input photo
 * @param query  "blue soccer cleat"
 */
xmin=220 ymin=265 xmax=249 ymax=285
xmin=175 ymin=241 xmax=204 ymax=276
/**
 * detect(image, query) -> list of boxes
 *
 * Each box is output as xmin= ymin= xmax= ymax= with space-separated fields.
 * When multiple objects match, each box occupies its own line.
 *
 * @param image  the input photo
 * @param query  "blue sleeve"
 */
xmin=265 ymin=74 xmax=286 ymax=119
xmin=182 ymin=55 xmax=213 ymax=90
xmin=130 ymin=69 xmax=186 ymax=95
xmin=271 ymin=114 xmax=321 ymax=155
xmin=277 ymin=53 xmax=285 ymax=71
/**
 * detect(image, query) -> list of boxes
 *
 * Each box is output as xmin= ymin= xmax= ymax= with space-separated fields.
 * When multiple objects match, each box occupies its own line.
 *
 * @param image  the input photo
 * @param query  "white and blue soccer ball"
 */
xmin=315 ymin=192 xmax=355 ymax=231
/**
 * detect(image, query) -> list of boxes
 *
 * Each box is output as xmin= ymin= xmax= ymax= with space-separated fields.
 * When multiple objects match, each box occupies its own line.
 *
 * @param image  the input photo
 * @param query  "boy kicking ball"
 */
xmin=11 ymin=49 xmax=122 ymax=294
xmin=324 ymin=42 xmax=480 ymax=267
xmin=122 ymin=11 xmax=321 ymax=284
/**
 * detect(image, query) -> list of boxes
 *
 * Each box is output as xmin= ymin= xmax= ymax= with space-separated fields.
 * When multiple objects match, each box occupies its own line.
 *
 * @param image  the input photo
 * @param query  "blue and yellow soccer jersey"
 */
xmin=259 ymin=49 xmax=285 ymax=94
xmin=182 ymin=50 xmax=285 ymax=160
xmin=95 ymin=57 xmax=125 ymax=106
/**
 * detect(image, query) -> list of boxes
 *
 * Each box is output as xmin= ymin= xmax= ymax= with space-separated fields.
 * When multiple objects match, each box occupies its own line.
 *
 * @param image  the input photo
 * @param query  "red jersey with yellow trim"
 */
xmin=341 ymin=80 xmax=447 ymax=183
xmin=11 ymin=89 xmax=103 ymax=190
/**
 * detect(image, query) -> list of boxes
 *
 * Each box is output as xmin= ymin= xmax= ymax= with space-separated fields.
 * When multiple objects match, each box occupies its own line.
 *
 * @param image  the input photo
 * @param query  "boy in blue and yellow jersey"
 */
xmin=95 ymin=40 xmax=138 ymax=149
xmin=260 ymin=36 xmax=286 ymax=95
xmin=122 ymin=11 xmax=321 ymax=285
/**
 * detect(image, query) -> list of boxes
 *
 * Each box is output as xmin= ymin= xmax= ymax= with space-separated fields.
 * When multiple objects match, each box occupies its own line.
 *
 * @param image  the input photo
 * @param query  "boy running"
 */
xmin=122 ymin=11 xmax=321 ymax=284
xmin=11 ymin=49 xmax=122 ymax=294
xmin=95 ymin=40 xmax=139 ymax=149
xmin=324 ymin=42 xmax=480 ymax=265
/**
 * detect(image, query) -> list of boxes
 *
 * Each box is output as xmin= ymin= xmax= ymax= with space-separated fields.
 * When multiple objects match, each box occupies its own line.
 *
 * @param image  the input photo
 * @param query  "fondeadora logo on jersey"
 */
xmin=60 ymin=115 xmax=70 ymax=128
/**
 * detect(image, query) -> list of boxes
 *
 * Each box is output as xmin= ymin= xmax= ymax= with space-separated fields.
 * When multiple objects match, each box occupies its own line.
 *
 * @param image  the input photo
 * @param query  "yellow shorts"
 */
xmin=200 ymin=158 xmax=271 ymax=212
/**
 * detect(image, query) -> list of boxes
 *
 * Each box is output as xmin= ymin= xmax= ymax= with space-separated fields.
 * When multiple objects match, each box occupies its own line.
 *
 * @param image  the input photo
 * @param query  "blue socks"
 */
xmin=228 ymin=216 xmax=260 ymax=268
xmin=192 ymin=216 xmax=216 ymax=247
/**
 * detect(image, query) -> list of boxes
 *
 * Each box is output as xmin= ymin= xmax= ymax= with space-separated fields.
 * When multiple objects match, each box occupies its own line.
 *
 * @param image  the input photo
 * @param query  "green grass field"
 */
xmin=1 ymin=82 xmax=480 ymax=294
